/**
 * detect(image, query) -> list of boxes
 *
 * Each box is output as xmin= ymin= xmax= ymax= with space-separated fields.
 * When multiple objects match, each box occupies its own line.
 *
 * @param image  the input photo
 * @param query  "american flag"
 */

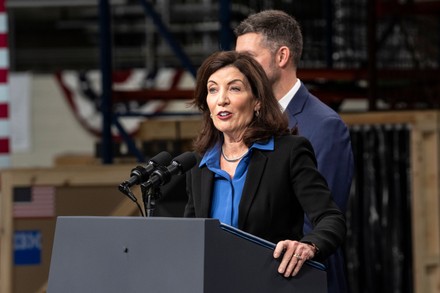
xmin=13 ymin=186 xmax=56 ymax=218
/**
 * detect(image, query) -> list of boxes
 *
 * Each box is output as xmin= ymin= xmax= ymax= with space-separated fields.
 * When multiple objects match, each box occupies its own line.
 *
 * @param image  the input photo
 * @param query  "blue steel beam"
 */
xmin=219 ymin=0 xmax=232 ymax=50
xmin=139 ymin=0 xmax=197 ymax=77
xmin=99 ymin=0 xmax=113 ymax=164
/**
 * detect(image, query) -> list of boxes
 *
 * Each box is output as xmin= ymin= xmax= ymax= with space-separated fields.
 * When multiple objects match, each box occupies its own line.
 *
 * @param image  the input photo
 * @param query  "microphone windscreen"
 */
xmin=173 ymin=152 xmax=197 ymax=173
xmin=150 ymin=151 xmax=172 ymax=166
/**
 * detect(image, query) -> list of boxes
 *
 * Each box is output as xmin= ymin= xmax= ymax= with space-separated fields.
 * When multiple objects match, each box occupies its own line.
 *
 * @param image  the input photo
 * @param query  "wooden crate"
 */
xmin=135 ymin=117 xmax=201 ymax=157
xmin=135 ymin=117 xmax=201 ymax=141
xmin=0 ymin=164 xmax=140 ymax=293
xmin=341 ymin=110 xmax=440 ymax=293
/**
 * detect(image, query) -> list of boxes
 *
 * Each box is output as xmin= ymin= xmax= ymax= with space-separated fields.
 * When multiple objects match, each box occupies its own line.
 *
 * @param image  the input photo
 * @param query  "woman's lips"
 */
xmin=217 ymin=111 xmax=232 ymax=120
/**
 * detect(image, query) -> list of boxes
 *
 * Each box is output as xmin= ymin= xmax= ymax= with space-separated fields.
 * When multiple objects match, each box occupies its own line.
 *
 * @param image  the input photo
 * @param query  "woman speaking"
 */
xmin=184 ymin=51 xmax=346 ymax=277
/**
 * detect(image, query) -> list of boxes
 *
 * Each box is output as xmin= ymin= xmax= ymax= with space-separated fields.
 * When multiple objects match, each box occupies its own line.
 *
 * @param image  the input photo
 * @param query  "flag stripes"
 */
xmin=0 ymin=0 xmax=8 ymax=167
xmin=13 ymin=186 xmax=56 ymax=218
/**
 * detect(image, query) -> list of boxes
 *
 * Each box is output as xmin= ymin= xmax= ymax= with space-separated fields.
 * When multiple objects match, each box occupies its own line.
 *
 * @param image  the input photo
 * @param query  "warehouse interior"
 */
xmin=1 ymin=0 xmax=440 ymax=292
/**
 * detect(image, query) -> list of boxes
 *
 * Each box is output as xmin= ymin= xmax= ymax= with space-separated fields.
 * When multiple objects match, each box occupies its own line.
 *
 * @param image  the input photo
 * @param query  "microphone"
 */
xmin=118 ymin=151 xmax=172 ymax=201
xmin=142 ymin=152 xmax=197 ymax=189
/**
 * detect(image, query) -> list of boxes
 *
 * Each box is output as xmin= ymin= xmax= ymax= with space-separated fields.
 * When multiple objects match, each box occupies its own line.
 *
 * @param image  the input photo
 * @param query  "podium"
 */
xmin=47 ymin=217 xmax=327 ymax=293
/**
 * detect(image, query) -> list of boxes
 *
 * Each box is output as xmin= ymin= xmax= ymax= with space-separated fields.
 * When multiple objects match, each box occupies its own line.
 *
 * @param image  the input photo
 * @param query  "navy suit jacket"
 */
xmin=286 ymin=83 xmax=353 ymax=214
xmin=184 ymin=135 xmax=346 ymax=260
xmin=287 ymin=82 xmax=354 ymax=293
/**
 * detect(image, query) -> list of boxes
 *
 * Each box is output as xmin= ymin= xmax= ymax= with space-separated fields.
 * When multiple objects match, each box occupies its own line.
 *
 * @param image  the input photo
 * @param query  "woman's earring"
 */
xmin=255 ymin=110 xmax=260 ymax=117
xmin=210 ymin=113 xmax=213 ymax=118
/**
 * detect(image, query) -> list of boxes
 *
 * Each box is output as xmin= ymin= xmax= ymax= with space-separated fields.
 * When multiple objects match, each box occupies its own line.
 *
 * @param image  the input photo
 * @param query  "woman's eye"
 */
xmin=208 ymin=87 xmax=217 ymax=94
xmin=230 ymin=86 xmax=241 ymax=92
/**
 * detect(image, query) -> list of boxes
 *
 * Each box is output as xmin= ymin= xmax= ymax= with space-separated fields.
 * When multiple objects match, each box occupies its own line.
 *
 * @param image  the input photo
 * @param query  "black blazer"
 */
xmin=184 ymin=135 xmax=346 ymax=260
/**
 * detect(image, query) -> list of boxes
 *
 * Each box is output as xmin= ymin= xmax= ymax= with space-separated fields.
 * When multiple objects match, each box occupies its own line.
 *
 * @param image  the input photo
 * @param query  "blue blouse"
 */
xmin=199 ymin=137 xmax=274 ymax=227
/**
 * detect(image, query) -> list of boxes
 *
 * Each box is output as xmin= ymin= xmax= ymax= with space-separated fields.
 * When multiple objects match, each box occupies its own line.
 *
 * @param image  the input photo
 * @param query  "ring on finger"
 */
xmin=293 ymin=253 xmax=302 ymax=260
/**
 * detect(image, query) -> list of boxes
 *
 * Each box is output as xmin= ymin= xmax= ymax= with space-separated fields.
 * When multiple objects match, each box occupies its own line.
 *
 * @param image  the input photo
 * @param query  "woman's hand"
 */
xmin=273 ymin=240 xmax=317 ymax=277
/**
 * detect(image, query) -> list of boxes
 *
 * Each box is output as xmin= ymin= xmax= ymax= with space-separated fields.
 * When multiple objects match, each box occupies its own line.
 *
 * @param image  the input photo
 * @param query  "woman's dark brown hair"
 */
xmin=192 ymin=51 xmax=289 ymax=154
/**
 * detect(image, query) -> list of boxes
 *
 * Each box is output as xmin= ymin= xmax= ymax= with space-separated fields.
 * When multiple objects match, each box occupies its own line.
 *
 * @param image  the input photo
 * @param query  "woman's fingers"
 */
xmin=274 ymin=240 xmax=315 ymax=277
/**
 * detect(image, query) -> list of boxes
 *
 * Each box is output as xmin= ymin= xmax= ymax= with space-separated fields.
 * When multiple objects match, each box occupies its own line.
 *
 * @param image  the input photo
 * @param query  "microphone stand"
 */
xmin=140 ymin=183 xmax=162 ymax=217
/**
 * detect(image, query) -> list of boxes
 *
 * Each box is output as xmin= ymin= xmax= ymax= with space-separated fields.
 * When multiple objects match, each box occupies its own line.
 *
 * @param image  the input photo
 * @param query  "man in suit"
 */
xmin=234 ymin=10 xmax=354 ymax=293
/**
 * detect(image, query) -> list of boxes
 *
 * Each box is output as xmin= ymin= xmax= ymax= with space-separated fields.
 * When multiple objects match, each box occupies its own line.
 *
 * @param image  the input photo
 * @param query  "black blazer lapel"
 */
xmin=238 ymin=150 xmax=267 ymax=229
xmin=199 ymin=167 xmax=214 ymax=218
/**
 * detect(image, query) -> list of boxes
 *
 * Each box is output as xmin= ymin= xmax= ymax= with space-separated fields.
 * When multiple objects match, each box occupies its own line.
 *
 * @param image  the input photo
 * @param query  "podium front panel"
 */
xmin=47 ymin=217 xmax=208 ymax=293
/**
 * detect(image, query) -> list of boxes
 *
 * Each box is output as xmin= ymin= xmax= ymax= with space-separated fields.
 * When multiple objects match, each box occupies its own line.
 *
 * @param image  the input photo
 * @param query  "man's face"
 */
xmin=235 ymin=33 xmax=279 ymax=86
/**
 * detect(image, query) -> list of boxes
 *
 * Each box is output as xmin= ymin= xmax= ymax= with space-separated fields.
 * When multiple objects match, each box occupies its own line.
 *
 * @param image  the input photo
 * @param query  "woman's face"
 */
xmin=206 ymin=65 xmax=259 ymax=141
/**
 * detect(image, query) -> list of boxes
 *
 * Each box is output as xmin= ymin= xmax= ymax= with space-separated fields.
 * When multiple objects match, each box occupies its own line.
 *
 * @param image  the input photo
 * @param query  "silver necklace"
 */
xmin=221 ymin=147 xmax=248 ymax=163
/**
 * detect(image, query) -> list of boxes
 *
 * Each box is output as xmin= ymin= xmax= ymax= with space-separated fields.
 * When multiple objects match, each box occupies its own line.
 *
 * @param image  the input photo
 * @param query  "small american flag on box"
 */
xmin=13 ymin=186 xmax=56 ymax=218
